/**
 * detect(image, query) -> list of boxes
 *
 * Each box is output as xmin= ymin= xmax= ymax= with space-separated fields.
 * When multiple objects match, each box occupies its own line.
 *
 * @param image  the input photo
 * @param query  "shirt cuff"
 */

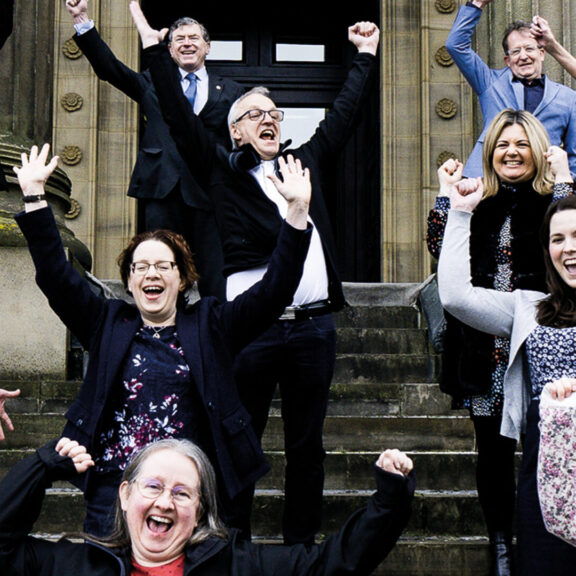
xmin=74 ymin=19 xmax=95 ymax=35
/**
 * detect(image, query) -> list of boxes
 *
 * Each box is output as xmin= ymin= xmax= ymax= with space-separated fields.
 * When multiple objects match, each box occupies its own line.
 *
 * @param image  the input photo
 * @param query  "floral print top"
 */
xmin=95 ymin=325 xmax=201 ymax=473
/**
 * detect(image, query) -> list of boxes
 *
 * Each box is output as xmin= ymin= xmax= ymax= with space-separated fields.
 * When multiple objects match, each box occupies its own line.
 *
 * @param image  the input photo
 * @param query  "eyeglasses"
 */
xmin=507 ymin=44 xmax=542 ymax=58
xmin=233 ymin=109 xmax=285 ymax=124
xmin=133 ymin=478 xmax=199 ymax=506
xmin=130 ymin=261 xmax=177 ymax=275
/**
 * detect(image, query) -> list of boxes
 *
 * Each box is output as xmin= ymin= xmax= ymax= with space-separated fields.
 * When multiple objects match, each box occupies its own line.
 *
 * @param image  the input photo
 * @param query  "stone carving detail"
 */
xmin=437 ymin=150 xmax=457 ymax=167
xmin=435 ymin=0 xmax=456 ymax=13
xmin=62 ymin=37 xmax=82 ymax=60
xmin=60 ymin=92 xmax=84 ymax=112
xmin=60 ymin=145 xmax=83 ymax=166
xmin=65 ymin=197 xmax=81 ymax=220
xmin=435 ymin=98 xmax=458 ymax=119
xmin=435 ymin=46 xmax=453 ymax=67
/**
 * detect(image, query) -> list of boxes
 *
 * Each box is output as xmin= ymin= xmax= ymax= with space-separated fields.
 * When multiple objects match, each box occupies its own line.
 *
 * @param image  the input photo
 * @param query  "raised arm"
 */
xmin=437 ymin=179 xmax=518 ymax=337
xmin=0 ymin=439 xmax=93 ymax=574
xmin=426 ymin=158 xmax=463 ymax=258
xmin=13 ymin=145 xmax=107 ymax=349
xmin=531 ymin=15 xmax=576 ymax=80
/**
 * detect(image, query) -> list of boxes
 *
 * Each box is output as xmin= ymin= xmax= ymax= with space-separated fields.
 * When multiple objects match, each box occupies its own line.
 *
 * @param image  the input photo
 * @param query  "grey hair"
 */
xmin=227 ymin=86 xmax=273 ymax=148
xmin=86 ymin=439 xmax=228 ymax=549
xmin=168 ymin=17 xmax=210 ymax=44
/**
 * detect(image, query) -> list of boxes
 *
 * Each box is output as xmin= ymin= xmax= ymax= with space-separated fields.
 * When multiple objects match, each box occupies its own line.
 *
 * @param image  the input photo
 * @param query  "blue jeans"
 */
xmin=230 ymin=313 xmax=336 ymax=545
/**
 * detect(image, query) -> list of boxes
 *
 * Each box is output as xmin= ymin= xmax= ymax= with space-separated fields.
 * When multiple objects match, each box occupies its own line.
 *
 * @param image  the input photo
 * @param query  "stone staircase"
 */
xmin=0 ymin=282 xmax=498 ymax=575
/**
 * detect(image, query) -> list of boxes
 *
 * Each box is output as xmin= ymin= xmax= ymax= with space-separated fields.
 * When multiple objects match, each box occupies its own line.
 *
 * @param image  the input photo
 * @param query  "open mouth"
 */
xmin=147 ymin=515 xmax=173 ymax=534
xmin=260 ymin=129 xmax=276 ymax=141
xmin=564 ymin=259 xmax=576 ymax=275
xmin=143 ymin=286 xmax=164 ymax=299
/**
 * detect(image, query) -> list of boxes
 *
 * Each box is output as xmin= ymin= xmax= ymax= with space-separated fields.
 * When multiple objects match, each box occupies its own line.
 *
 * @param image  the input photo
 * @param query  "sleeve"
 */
xmin=144 ymin=43 xmax=216 ymax=186
xmin=558 ymin=107 xmax=576 ymax=180
xmin=426 ymin=196 xmax=450 ymax=258
xmin=437 ymin=209 xmax=518 ymax=337
xmin=73 ymin=26 xmax=147 ymax=102
xmin=552 ymin=181 xmax=576 ymax=201
xmin=14 ymin=207 xmax=107 ymax=349
xmin=445 ymin=5 xmax=496 ymax=96
xmin=0 ymin=441 xmax=77 ymax=575
xmin=215 ymin=220 xmax=313 ymax=353
xmin=297 ymin=53 xmax=377 ymax=164
xmin=241 ymin=465 xmax=415 ymax=576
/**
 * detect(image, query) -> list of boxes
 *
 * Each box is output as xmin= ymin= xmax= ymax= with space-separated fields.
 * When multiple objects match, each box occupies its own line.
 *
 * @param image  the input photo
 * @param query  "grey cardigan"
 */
xmin=438 ymin=209 xmax=546 ymax=440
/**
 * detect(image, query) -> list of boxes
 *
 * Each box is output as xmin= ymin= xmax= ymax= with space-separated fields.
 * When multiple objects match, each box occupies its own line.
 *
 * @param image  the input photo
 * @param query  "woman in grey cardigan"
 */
xmin=438 ymin=184 xmax=576 ymax=576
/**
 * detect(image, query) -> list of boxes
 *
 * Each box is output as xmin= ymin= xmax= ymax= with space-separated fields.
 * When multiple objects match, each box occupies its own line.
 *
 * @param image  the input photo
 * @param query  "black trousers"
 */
xmin=472 ymin=416 xmax=517 ymax=536
xmin=228 ymin=313 xmax=336 ymax=546
xmin=140 ymin=188 xmax=225 ymax=300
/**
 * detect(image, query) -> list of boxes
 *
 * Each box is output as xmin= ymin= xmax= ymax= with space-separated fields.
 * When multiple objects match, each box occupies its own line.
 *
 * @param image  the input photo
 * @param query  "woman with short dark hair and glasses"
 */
xmin=1 ymin=143 xmax=313 ymax=538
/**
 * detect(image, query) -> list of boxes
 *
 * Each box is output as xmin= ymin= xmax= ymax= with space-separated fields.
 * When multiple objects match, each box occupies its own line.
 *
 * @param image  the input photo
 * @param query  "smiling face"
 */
xmin=230 ymin=93 xmax=282 ymax=160
xmin=549 ymin=209 xmax=576 ymax=290
xmin=492 ymin=123 xmax=536 ymax=184
xmin=127 ymin=240 xmax=184 ymax=327
xmin=120 ymin=449 xmax=200 ymax=566
xmin=168 ymin=23 xmax=210 ymax=73
xmin=504 ymin=29 xmax=545 ymax=81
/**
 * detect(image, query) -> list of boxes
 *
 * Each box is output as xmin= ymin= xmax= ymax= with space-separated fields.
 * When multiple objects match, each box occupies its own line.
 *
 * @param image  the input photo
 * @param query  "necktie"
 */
xmin=184 ymin=73 xmax=197 ymax=110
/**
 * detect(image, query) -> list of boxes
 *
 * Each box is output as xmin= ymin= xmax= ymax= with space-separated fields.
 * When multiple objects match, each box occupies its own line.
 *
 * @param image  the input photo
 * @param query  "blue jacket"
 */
xmin=15 ymin=207 xmax=311 ymax=499
xmin=446 ymin=4 xmax=576 ymax=177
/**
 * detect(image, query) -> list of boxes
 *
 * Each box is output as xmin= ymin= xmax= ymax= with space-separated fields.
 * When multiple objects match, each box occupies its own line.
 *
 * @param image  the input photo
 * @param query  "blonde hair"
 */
xmin=482 ymin=108 xmax=554 ymax=198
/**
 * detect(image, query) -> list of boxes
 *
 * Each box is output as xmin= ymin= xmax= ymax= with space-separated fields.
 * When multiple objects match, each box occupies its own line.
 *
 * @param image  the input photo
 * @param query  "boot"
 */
xmin=489 ymin=532 xmax=513 ymax=576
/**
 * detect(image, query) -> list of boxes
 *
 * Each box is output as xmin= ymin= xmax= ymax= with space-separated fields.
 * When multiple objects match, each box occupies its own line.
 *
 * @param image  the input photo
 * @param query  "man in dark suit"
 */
xmin=135 ymin=3 xmax=380 ymax=545
xmin=0 ymin=0 xmax=15 ymax=191
xmin=65 ymin=0 xmax=244 ymax=299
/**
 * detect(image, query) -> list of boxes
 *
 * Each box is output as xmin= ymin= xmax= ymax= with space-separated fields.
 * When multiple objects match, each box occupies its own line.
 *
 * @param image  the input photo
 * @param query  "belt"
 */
xmin=278 ymin=299 xmax=332 ymax=321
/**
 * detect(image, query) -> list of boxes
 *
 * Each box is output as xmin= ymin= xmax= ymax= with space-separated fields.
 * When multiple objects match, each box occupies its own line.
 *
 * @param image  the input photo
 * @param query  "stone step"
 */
xmin=2 ymin=411 xmax=474 ymax=451
xmin=30 ymin=486 xmax=487 ymax=538
xmin=1 ymin=449 xmax=498 ymax=492
xmin=335 ymin=305 xmax=421 ymax=329
xmin=263 ymin=415 xmax=475 ymax=452
xmin=335 ymin=327 xmax=428 ymax=355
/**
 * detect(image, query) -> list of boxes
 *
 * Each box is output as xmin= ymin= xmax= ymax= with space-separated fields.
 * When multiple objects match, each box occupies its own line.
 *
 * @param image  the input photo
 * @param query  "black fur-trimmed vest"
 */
xmin=441 ymin=180 xmax=554 ymax=398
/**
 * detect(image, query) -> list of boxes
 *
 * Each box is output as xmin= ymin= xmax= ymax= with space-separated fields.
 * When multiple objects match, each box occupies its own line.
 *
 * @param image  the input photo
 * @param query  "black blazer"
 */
xmin=74 ymin=27 xmax=244 ymax=209
xmin=15 ymin=207 xmax=311 ymax=499
xmin=146 ymin=43 xmax=377 ymax=311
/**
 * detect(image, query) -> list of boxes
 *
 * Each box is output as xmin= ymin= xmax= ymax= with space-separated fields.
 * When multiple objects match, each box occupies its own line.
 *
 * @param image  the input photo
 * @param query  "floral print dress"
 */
xmin=95 ymin=325 xmax=203 ymax=472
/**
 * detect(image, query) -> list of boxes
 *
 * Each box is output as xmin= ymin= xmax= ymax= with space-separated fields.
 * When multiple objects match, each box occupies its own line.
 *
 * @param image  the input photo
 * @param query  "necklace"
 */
xmin=145 ymin=325 xmax=170 ymax=339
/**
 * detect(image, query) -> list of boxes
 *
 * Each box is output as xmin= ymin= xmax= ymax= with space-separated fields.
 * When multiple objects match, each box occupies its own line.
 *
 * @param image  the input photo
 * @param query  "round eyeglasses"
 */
xmin=133 ymin=478 xmax=199 ymax=506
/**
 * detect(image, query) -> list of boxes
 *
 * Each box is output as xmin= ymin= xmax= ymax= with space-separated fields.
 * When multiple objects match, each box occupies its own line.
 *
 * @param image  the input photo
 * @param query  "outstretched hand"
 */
xmin=0 ymin=388 xmax=20 ymax=441
xmin=55 ymin=437 xmax=95 ymax=474
xmin=348 ymin=22 xmax=380 ymax=55
xmin=449 ymin=177 xmax=483 ymax=213
xmin=268 ymin=155 xmax=311 ymax=230
xmin=129 ymin=1 xmax=168 ymax=48
xmin=376 ymin=449 xmax=413 ymax=477
xmin=13 ymin=144 xmax=59 ymax=197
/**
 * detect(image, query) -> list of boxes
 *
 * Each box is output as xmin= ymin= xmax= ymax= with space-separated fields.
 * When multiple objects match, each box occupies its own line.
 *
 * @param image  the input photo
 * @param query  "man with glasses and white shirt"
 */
xmin=446 ymin=0 xmax=576 ymax=178
xmin=129 ymin=1 xmax=380 ymax=547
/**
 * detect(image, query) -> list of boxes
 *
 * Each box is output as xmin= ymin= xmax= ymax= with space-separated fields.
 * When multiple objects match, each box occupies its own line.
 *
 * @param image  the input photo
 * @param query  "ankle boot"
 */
xmin=489 ymin=532 xmax=513 ymax=576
